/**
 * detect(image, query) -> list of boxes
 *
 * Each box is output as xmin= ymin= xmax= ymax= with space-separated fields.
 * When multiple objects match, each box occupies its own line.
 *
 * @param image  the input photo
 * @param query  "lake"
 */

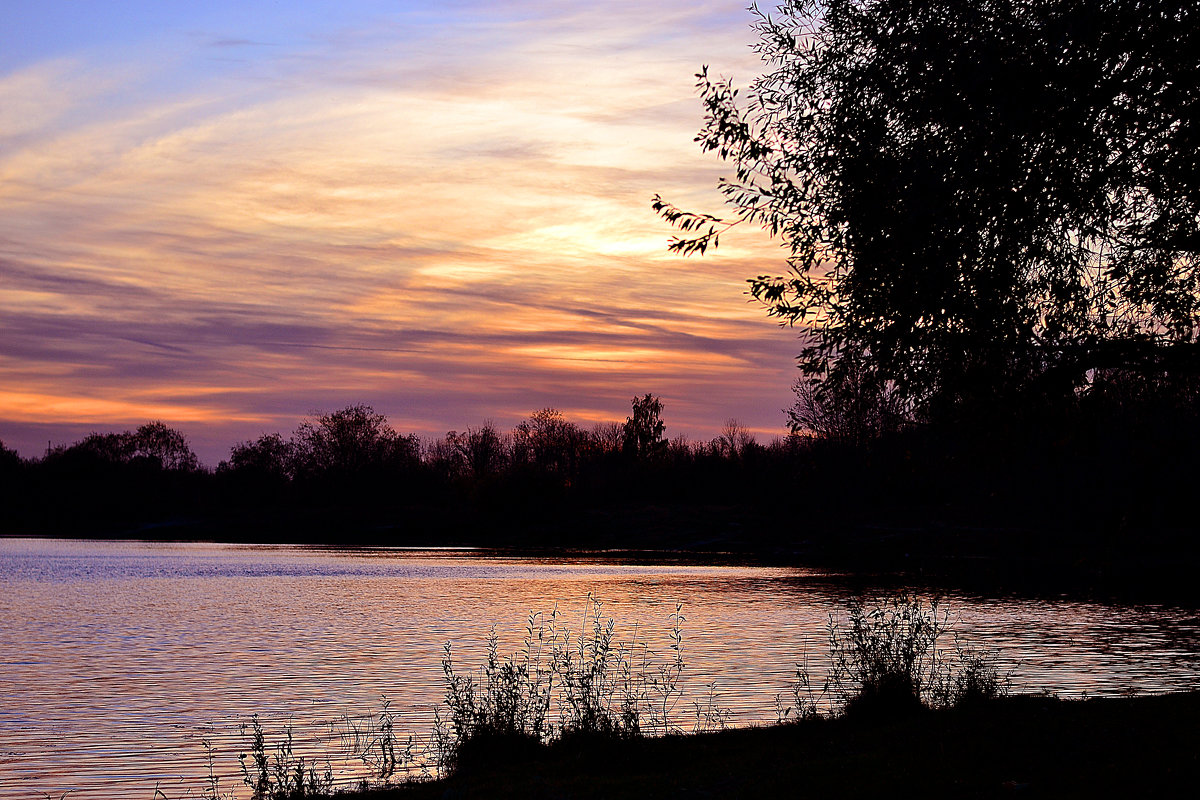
xmin=2 ymin=538 xmax=1198 ymax=799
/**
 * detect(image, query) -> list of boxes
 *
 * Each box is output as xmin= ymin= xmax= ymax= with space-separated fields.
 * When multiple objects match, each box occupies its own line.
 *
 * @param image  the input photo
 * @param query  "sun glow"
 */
xmin=0 ymin=1 xmax=800 ymax=463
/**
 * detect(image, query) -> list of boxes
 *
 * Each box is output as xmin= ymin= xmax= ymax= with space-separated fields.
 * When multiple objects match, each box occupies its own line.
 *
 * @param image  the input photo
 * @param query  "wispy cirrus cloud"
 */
xmin=0 ymin=0 xmax=800 ymax=464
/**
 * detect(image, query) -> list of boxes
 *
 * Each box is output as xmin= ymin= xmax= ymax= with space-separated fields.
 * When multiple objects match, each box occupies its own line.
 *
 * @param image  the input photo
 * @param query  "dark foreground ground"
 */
xmin=350 ymin=692 xmax=1198 ymax=799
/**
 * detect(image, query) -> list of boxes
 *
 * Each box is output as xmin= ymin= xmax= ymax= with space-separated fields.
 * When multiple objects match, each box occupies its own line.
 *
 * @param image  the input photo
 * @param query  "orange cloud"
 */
xmin=0 ymin=1 xmax=801 ymax=463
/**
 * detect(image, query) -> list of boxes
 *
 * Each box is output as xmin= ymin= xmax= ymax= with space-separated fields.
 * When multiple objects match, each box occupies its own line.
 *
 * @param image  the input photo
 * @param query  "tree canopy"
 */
xmin=47 ymin=422 xmax=198 ymax=472
xmin=291 ymin=404 xmax=419 ymax=478
xmin=623 ymin=394 xmax=667 ymax=458
xmin=657 ymin=0 xmax=1199 ymax=419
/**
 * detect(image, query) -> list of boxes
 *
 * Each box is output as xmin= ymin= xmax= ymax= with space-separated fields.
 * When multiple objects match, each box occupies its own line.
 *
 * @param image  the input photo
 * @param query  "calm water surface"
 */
xmin=2 ymin=538 xmax=1198 ymax=799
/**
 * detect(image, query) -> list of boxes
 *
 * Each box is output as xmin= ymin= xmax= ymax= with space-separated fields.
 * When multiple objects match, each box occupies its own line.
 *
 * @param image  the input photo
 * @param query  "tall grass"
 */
xmin=238 ymin=715 xmax=334 ymax=799
xmin=435 ymin=595 xmax=688 ymax=772
xmin=774 ymin=641 xmax=826 ymax=723
xmin=331 ymin=697 xmax=413 ymax=785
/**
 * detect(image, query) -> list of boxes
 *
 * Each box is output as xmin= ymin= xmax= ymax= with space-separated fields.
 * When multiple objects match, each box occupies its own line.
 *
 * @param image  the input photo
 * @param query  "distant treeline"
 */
xmin=0 ymin=397 xmax=790 ymax=541
xmin=2 ymin=382 xmax=1199 ymax=571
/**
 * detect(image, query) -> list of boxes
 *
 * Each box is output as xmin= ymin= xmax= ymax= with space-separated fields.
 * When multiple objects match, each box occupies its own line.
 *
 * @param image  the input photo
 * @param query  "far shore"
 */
xmin=8 ymin=503 xmax=1199 ymax=603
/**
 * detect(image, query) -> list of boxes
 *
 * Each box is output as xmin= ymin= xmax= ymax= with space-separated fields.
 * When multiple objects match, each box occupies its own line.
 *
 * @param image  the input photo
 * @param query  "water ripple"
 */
xmin=1 ymin=538 xmax=1198 ymax=799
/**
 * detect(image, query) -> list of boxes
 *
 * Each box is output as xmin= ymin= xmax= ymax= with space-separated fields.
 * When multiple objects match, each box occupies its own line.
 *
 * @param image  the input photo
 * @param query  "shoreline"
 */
xmin=7 ymin=510 xmax=1199 ymax=604
xmin=321 ymin=691 xmax=1200 ymax=798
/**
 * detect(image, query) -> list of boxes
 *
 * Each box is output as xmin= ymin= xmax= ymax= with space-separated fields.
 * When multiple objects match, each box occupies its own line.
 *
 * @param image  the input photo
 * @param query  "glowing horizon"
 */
xmin=1 ymin=1 xmax=801 ymax=465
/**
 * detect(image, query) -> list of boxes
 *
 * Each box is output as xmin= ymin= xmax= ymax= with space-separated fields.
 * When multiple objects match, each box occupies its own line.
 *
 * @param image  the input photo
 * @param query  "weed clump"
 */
xmin=436 ymin=615 xmax=554 ymax=774
xmin=823 ymin=595 xmax=1009 ymax=718
xmin=933 ymin=642 xmax=1012 ymax=710
xmin=436 ymin=595 xmax=688 ymax=773
xmin=238 ymin=715 xmax=334 ymax=799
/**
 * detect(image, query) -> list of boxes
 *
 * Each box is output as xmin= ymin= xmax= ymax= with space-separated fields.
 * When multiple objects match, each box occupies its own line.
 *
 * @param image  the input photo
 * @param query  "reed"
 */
xmin=238 ymin=715 xmax=334 ymax=799
xmin=332 ymin=697 xmax=414 ymax=786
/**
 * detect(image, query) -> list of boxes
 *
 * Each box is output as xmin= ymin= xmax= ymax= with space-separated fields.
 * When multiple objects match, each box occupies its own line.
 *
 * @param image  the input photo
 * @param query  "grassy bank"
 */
xmin=345 ymin=691 xmax=1199 ymax=799
xmin=217 ymin=597 xmax=1195 ymax=799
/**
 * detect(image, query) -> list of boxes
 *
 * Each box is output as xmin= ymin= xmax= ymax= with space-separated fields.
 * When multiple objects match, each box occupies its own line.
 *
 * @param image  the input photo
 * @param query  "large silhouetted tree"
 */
xmin=450 ymin=421 xmax=508 ymax=479
xmin=623 ymin=394 xmax=666 ymax=458
xmin=292 ymin=405 xmax=418 ymax=479
xmin=511 ymin=408 xmax=585 ymax=474
xmin=131 ymin=422 xmax=199 ymax=471
xmin=657 ymin=0 xmax=1199 ymax=420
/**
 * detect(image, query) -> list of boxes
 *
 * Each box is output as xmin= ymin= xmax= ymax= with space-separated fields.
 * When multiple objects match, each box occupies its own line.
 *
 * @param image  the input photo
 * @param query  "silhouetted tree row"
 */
xmin=0 ymin=396 xmax=787 ymax=539
xmin=3 ymin=384 xmax=1200 ymax=570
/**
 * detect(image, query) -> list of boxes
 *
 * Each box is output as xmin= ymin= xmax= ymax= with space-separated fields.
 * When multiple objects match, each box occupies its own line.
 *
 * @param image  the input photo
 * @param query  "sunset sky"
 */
xmin=1 ymin=0 xmax=800 ymax=465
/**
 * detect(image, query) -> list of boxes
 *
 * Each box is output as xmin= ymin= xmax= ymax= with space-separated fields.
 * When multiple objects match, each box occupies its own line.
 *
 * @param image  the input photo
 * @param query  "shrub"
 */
xmin=827 ymin=595 xmax=947 ymax=716
xmin=552 ymin=598 xmax=642 ymax=739
xmin=437 ymin=616 xmax=554 ymax=773
xmin=437 ymin=596 xmax=687 ymax=771
xmin=932 ymin=641 xmax=1012 ymax=710
xmin=826 ymin=595 xmax=1008 ymax=717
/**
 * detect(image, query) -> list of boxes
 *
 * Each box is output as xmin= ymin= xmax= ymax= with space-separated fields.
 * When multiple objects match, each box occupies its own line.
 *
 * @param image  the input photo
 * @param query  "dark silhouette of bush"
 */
xmin=823 ymin=596 xmax=1009 ymax=719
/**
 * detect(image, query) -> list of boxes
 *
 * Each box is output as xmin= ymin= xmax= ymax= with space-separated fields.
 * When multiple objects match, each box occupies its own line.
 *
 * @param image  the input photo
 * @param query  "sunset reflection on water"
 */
xmin=1 ymin=538 xmax=1198 ymax=799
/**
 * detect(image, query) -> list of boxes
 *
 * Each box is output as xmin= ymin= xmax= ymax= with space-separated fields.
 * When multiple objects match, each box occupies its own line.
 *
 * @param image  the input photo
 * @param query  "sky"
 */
xmin=1 ymin=0 xmax=801 ymax=466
